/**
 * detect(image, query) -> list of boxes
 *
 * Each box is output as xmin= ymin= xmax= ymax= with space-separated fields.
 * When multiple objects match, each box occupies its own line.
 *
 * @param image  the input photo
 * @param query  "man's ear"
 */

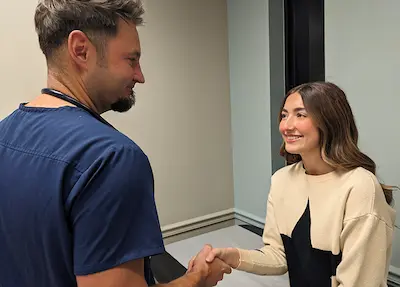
xmin=67 ymin=30 xmax=94 ymax=68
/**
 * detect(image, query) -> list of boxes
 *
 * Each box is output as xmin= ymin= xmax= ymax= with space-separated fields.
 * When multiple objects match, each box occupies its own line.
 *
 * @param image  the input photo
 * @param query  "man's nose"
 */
xmin=134 ymin=63 xmax=145 ymax=84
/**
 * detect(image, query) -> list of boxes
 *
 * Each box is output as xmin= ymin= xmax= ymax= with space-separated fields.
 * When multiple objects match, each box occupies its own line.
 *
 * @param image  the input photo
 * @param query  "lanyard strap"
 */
xmin=41 ymin=88 xmax=114 ymax=129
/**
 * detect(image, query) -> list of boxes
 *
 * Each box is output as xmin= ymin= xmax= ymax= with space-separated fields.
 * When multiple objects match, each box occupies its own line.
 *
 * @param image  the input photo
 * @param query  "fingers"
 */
xmin=206 ymin=258 xmax=232 ymax=286
xmin=196 ymin=244 xmax=213 ymax=261
xmin=187 ymin=244 xmax=213 ymax=273
xmin=213 ymin=258 xmax=232 ymax=274
xmin=187 ymin=247 xmax=233 ymax=286
xmin=223 ymin=263 xmax=232 ymax=274
xmin=187 ymin=256 xmax=196 ymax=273
xmin=205 ymin=248 xmax=221 ymax=263
xmin=201 ymin=244 xmax=213 ymax=254
xmin=187 ymin=244 xmax=233 ymax=282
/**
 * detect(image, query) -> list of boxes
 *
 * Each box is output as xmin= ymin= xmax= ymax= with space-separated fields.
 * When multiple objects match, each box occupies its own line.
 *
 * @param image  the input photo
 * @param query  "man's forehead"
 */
xmin=111 ymin=20 xmax=141 ymax=53
xmin=117 ymin=18 xmax=139 ymax=35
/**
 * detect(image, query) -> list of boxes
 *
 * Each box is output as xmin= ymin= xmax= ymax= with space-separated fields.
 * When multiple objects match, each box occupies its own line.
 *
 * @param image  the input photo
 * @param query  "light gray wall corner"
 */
xmin=268 ymin=0 xmax=286 ymax=174
xmin=227 ymin=0 xmax=272 ymax=220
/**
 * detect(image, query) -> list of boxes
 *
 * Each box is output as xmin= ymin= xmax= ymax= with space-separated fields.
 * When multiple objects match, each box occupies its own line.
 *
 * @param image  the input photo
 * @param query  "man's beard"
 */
xmin=110 ymin=90 xmax=136 ymax=112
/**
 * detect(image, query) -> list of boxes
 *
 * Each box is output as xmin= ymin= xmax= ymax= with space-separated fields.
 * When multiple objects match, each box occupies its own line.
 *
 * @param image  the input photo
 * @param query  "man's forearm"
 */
xmin=156 ymin=270 xmax=205 ymax=287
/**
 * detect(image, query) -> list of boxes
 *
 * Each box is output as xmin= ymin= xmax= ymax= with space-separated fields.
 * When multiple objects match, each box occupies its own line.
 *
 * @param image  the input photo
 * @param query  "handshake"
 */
xmin=185 ymin=244 xmax=241 ymax=286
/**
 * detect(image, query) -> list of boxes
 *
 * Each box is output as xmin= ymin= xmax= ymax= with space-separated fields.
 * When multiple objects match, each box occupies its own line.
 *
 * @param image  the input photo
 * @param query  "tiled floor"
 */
xmin=165 ymin=225 xmax=290 ymax=286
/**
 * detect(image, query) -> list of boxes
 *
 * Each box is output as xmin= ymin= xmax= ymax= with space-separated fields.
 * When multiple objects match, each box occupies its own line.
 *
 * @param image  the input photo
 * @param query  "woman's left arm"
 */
xmin=335 ymin=173 xmax=395 ymax=287
xmin=336 ymin=213 xmax=394 ymax=286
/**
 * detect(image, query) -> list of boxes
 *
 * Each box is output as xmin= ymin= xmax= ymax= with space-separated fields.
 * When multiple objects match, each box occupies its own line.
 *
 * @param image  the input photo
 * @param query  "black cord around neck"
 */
xmin=41 ymin=88 xmax=114 ymax=128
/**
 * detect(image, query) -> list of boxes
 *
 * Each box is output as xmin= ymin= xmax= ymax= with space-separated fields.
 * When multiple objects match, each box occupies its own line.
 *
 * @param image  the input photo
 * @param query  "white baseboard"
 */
xmin=161 ymin=208 xmax=265 ymax=239
xmin=234 ymin=208 xmax=265 ymax=229
xmin=389 ymin=266 xmax=400 ymax=286
xmin=161 ymin=208 xmax=236 ymax=239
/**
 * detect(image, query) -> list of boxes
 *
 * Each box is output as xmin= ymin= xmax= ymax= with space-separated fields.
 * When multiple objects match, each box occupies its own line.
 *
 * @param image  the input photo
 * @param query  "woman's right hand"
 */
xmin=205 ymin=247 xmax=240 ymax=269
xmin=187 ymin=247 xmax=240 ymax=272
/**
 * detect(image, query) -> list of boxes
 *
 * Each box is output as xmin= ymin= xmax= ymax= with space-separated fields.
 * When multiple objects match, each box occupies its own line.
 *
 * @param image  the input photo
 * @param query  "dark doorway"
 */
xmin=284 ymin=0 xmax=325 ymax=92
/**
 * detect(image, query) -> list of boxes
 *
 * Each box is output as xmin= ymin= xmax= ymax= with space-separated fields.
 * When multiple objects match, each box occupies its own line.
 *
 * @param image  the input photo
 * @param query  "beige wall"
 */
xmin=0 ymin=1 xmax=47 ymax=116
xmin=0 ymin=0 xmax=234 ymax=227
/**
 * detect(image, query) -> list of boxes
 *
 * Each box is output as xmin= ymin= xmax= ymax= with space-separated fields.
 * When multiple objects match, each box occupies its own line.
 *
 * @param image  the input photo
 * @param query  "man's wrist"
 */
xmin=187 ymin=266 xmax=208 ymax=287
xmin=156 ymin=269 xmax=206 ymax=287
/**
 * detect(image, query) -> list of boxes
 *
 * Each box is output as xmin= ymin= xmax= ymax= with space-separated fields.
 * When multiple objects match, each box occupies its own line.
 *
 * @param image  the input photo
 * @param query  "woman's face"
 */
xmin=279 ymin=92 xmax=320 ymax=156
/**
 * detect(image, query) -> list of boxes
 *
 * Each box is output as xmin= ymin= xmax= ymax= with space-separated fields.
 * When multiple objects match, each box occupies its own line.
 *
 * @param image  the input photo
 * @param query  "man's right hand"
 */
xmin=76 ymin=245 xmax=232 ymax=287
xmin=189 ymin=244 xmax=232 ymax=286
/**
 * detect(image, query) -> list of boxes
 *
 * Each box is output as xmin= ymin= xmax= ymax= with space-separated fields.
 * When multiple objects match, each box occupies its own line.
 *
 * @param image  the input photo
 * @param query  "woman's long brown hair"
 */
xmin=279 ymin=82 xmax=394 ymax=204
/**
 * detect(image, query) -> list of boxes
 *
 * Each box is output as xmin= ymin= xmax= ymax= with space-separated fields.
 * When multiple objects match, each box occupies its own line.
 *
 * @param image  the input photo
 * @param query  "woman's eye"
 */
xmin=281 ymin=114 xmax=287 ymax=119
xmin=297 ymin=113 xmax=306 ymax=118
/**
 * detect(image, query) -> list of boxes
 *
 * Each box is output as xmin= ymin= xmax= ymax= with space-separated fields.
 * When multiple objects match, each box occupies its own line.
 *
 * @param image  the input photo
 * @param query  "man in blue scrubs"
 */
xmin=0 ymin=0 xmax=231 ymax=286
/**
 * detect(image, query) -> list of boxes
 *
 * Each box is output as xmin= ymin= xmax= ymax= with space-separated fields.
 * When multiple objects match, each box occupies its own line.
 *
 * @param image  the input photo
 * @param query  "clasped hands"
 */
xmin=185 ymin=244 xmax=240 ymax=286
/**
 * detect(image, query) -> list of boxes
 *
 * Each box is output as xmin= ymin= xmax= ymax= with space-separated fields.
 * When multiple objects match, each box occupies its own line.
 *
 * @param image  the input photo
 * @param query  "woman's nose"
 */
xmin=283 ymin=116 xmax=295 ymax=130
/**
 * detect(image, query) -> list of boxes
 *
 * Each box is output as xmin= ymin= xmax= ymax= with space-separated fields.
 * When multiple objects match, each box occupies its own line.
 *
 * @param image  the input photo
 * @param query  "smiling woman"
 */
xmin=205 ymin=80 xmax=397 ymax=287
xmin=279 ymin=81 xmax=395 ymax=204
xmin=279 ymin=93 xmax=322 ymax=173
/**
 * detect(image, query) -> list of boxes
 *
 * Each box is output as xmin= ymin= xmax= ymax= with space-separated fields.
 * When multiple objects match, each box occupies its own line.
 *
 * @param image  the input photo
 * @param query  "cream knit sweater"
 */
xmin=236 ymin=162 xmax=396 ymax=287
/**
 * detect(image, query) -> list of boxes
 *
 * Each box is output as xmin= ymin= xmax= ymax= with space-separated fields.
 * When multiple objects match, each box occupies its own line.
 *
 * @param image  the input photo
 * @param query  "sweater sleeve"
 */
xmin=235 ymin=192 xmax=287 ymax=275
xmin=335 ymin=213 xmax=394 ymax=286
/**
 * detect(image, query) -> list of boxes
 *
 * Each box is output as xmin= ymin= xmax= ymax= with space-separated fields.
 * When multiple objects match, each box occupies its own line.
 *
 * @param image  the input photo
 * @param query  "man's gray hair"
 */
xmin=34 ymin=0 xmax=144 ymax=62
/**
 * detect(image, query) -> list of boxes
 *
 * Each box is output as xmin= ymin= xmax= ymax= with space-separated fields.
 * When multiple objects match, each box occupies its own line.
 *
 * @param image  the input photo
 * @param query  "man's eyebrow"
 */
xmin=128 ymin=51 xmax=141 ymax=58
